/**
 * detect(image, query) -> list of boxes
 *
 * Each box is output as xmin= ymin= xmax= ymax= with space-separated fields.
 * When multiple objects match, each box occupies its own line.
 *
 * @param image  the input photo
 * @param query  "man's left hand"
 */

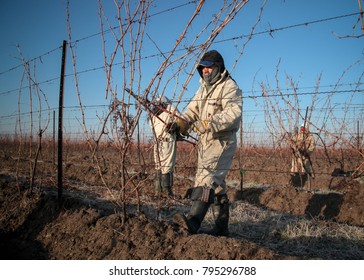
xmin=193 ymin=120 xmax=209 ymax=135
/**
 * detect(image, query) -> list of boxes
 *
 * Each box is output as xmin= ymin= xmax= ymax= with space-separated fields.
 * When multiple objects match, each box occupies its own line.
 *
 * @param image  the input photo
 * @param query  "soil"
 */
xmin=0 ymin=142 xmax=363 ymax=260
xmin=0 ymin=173 xmax=287 ymax=260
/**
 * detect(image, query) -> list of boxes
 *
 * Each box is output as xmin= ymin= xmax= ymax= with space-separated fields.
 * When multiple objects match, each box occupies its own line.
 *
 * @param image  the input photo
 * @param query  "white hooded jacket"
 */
xmin=184 ymin=69 xmax=242 ymax=141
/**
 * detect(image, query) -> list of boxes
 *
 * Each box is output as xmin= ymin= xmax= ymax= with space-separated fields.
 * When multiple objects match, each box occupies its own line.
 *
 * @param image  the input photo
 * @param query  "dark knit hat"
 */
xmin=197 ymin=50 xmax=225 ymax=78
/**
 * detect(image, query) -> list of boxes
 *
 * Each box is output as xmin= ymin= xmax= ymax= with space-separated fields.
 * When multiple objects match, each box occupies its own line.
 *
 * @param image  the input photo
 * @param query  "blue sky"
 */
xmin=0 ymin=0 xmax=363 ymax=142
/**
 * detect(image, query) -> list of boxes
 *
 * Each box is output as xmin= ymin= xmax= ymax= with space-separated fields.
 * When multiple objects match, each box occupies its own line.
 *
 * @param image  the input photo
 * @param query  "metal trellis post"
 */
xmin=57 ymin=40 xmax=67 ymax=206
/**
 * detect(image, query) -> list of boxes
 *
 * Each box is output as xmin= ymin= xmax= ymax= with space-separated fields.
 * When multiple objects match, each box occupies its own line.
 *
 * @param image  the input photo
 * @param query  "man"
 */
xmin=290 ymin=123 xmax=315 ymax=190
xmin=173 ymin=50 xmax=242 ymax=236
xmin=150 ymin=95 xmax=180 ymax=196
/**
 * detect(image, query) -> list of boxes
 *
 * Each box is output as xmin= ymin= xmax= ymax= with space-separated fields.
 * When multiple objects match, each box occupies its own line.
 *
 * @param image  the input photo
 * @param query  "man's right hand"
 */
xmin=175 ymin=118 xmax=190 ymax=136
xmin=166 ymin=122 xmax=180 ymax=134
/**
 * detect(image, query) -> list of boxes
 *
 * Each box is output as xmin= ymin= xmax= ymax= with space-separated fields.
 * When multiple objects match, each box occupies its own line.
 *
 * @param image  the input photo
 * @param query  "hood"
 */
xmin=197 ymin=50 xmax=225 ymax=78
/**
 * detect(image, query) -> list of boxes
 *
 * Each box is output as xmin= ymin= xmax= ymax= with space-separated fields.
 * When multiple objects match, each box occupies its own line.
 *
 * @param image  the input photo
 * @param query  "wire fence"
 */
xmin=0 ymin=1 xmax=363 ymax=209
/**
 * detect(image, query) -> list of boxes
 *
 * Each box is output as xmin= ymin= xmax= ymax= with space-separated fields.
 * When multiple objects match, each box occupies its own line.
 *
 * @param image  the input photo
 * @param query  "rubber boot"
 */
xmin=161 ymin=172 xmax=173 ymax=196
xmin=173 ymin=200 xmax=210 ymax=234
xmin=200 ymin=194 xmax=229 ymax=236
xmin=173 ymin=186 xmax=214 ymax=234
xmin=290 ymin=173 xmax=301 ymax=190
xmin=209 ymin=195 xmax=230 ymax=236
xmin=301 ymin=174 xmax=309 ymax=190
xmin=154 ymin=171 xmax=162 ymax=194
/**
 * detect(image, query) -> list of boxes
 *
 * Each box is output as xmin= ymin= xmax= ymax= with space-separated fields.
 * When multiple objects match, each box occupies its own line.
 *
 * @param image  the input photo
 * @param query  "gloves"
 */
xmin=193 ymin=120 xmax=209 ymax=135
xmin=175 ymin=118 xmax=189 ymax=136
xmin=166 ymin=118 xmax=190 ymax=136
xmin=166 ymin=122 xmax=180 ymax=134
xmin=176 ymin=133 xmax=184 ymax=141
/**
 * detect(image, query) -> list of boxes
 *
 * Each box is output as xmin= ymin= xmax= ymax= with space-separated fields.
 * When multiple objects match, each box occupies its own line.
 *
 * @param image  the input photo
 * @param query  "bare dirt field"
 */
xmin=0 ymin=141 xmax=363 ymax=260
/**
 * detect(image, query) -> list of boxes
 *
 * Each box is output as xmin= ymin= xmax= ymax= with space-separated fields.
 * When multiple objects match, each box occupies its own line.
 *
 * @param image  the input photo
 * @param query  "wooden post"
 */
xmin=57 ymin=40 xmax=67 ymax=206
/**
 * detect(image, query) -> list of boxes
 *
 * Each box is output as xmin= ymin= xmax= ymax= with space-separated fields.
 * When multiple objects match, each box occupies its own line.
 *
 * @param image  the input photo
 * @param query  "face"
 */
xmin=201 ymin=65 xmax=216 ymax=77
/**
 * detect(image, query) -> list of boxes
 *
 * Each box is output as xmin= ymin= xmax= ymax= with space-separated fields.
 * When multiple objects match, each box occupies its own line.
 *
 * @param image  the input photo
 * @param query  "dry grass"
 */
xmin=203 ymin=201 xmax=364 ymax=259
